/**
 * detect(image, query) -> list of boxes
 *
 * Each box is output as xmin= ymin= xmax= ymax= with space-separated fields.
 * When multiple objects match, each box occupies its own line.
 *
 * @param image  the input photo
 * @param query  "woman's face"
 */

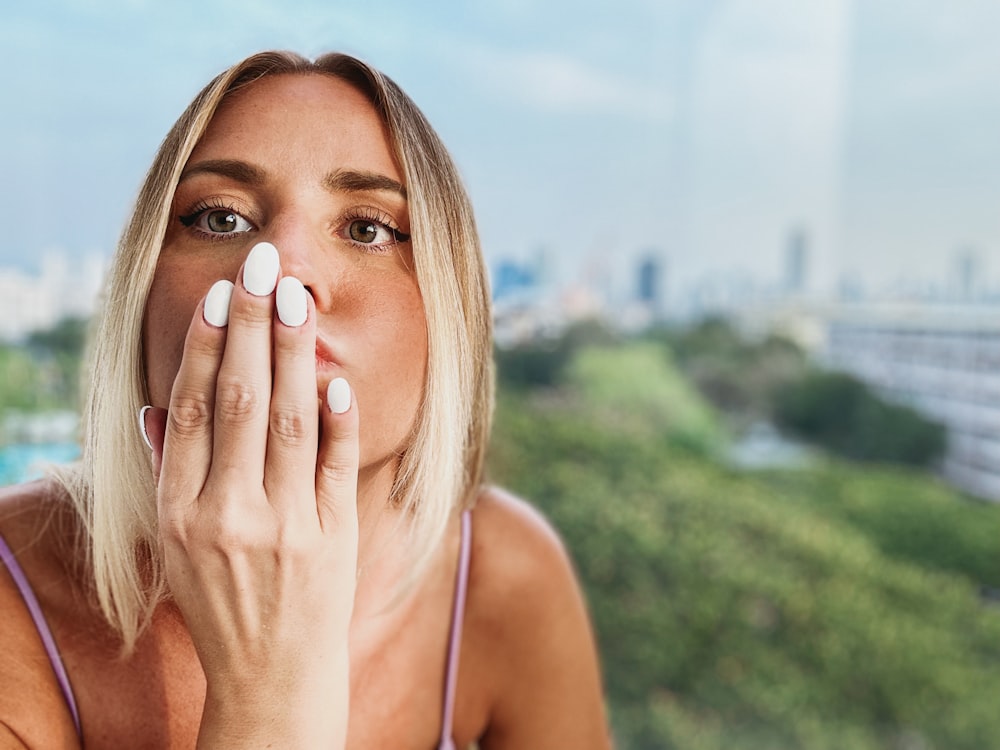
xmin=144 ymin=73 xmax=427 ymax=475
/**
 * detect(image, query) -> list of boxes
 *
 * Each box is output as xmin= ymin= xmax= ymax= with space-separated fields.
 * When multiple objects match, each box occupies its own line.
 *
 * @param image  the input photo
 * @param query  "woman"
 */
xmin=0 ymin=51 xmax=609 ymax=748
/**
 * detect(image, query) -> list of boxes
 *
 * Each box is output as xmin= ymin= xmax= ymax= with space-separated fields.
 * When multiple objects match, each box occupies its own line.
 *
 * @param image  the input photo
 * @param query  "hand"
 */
xmin=145 ymin=242 xmax=358 ymax=748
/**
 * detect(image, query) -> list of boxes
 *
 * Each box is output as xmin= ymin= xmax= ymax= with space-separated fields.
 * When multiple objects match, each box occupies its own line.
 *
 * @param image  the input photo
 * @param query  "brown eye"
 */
xmin=338 ymin=212 xmax=409 ymax=254
xmin=179 ymin=205 xmax=255 ymax=236
xmin=207 ymin=211 xmax=241 ymax=233
xmin=349 ymin=220 xmax=381 ymax=244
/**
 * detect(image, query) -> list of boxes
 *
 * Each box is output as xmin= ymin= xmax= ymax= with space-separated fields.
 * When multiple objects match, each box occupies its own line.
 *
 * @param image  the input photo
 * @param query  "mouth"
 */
xmin=314 ymin=335 xmax=340 ymax=370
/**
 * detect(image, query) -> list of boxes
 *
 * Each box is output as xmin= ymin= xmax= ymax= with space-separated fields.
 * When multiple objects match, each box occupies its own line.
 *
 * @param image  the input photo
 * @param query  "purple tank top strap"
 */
xmin=438 ymin=509 xmax=473 ymax=750
xmin=0 ymin=532 xmax=82 ymax=738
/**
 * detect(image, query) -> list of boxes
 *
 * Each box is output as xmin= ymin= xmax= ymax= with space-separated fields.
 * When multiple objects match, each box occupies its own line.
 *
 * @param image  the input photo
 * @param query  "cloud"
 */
xmin=439 ymin=43 xmax=672 ymax=122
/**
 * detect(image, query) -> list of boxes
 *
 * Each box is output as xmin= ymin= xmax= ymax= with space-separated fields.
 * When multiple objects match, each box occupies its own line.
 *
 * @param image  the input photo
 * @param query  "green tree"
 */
xmin=494 ymin=318 xmax=618 ymax=390
xmin=0 ymin=346 xmax=47 ymax=411
xmin=26 ymin=316 xmax=89 ymax=357
xmin=23 ymin=316 xmax=90 ymax=410
xmin=489 ymin=340 xmax=1000 ymax=749
xmin=648 ymin=317 xmax=808 ymax=425
xmin=773 ymin=370 xmax=946 ymax=467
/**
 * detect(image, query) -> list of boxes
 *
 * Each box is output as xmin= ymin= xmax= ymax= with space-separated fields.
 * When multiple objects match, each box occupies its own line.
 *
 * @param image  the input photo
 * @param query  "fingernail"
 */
xmin=327 ymin=377 xmax=351 ymax=414
xmin=276 ymin=276 xmax=308 ymax=327
xmin=203 ymin=279 xmax=235 ymax=327
xmin=243 ymin=242 xmax=280 ymax=296
xmin=138 ymin=405 xmax=153 ymax=450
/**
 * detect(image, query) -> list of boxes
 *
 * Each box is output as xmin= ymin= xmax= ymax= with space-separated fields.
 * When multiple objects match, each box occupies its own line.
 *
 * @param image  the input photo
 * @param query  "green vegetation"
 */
xmin=773 ymin=370 xmax=946 ymax=466
xmin=493 ymin=318 xmax=619 ymax=389
xmin=0 ymin=345 xmax=51 ymax=412
xmin=490 ymin=330 xmax=1000 ymax=750
xmin=647 ymin=317 xmax=808 ymax=427
xmin=650 ymin=317 xmax=946 ymax=469
xmin=0 ymin=316 xmax=88 ymax=418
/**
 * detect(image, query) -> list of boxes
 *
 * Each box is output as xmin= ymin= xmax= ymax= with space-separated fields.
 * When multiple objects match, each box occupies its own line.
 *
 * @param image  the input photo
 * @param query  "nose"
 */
xmin=261 ymin=213 xmax=335 ymax=312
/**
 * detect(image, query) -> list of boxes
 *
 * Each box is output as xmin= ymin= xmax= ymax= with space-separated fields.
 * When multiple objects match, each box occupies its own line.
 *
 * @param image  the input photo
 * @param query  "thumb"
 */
xmin=139 ymin=406 xmax=168 ymax=485
xmin=316 ymin=378 xmax=360 ymax=536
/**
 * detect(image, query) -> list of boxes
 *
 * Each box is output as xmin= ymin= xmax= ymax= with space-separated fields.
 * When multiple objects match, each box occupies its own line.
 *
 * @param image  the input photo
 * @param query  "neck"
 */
xmin=352 ymin=457 xmax=417 ymax=623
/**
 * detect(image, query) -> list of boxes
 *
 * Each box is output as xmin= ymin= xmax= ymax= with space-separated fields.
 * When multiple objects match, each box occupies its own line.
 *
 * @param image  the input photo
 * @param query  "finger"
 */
xmin=316 ymin=377 xmax=360 ymax=535
xmin=264 ymin=277 xmax=320 ymax=509
xmin=159 ymin=281 xmax=233 ymax=502
xmin=209 ymin=242 xmax=279 ymax=484
xmin=139 ymin=406 xmax=168 ymax=485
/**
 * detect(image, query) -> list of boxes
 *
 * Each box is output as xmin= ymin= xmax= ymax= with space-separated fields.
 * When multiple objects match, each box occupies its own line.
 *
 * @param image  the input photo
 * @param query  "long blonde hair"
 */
xmin=57 ymin=51 xmax=494 ymax=651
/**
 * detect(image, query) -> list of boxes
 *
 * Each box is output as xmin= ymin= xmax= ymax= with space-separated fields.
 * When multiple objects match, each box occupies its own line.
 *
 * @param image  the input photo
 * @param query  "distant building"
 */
xmin=0 ymin=251 xmax=106 ymax=341
xmin=825 ymin=304 xmax=1000 ymax=501
xmin=786 ymin=227 xmax=808 ymax=295
xmin=954 ymin=246 xmax=982 ymax=302
xmin=491 ymin=253 xmax=598 ymax=347
xmin=636 ymin=253 xmax=666 ymax=319
xmin=837 ymin=273 xmax=865 ymax=303
xmin=492 ymin=259 xmax=537 ymax=302
xmin=638 ymin=256 xmax=659 ymax=304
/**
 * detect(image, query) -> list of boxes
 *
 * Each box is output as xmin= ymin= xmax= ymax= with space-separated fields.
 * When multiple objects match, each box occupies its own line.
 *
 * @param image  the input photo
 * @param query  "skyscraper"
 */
xmin=786 ymin=227 xmax=808 ymax=295
xmin=637 ymin=254 xmax=665 ymax=318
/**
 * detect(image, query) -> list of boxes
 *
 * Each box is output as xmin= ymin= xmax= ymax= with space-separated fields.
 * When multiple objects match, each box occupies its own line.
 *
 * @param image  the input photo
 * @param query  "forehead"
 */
xmin=189 ymin=73 xmax=401 ymax=180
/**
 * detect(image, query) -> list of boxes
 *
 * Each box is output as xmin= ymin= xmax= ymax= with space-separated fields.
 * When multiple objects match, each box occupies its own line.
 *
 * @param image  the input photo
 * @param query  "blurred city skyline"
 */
xmin=2 ymin=1 xmax=1000 ymax=305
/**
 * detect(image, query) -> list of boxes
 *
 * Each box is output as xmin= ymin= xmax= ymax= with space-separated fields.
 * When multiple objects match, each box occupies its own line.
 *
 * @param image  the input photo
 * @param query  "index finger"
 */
xmin=158 ymin=280 xmax=232 ymax=505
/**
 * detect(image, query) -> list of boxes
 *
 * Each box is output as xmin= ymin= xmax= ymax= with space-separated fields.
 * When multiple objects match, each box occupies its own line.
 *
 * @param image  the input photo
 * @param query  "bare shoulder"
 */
xmin=0 ymin=477 xmax=77 ymax=563
xmin=467 ymin=487 xmax=611 ymax=749
xmin=469 ymin=486 xmax=574 ymax=593
xmin=0 ymin=478 xmax=83 ymax=748
xmin=467 ymin=485 xmax=590 ymax=657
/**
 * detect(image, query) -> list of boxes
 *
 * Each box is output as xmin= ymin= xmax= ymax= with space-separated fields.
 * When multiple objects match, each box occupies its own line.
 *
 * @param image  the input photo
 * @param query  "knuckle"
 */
xmin=317 ymin=458 xmax=357 ymax=487
xmin=274 ymin=331 xmax=312 ymax=361
xmin=215 ymin=378 xmax=262 ymax=424
xmin=186 ymin=332 xmax=221 ymax=358
xmin=274 ymin=525 xmax=314 ymax=560
xmin=269 ymin=406 xmax=311 ymax=446
xmin=208 ymin=524 xmax=249 ymax=556
xmin=168 ymin=392 xmax=212 ymax=436
xmin=229 ymin=299 xmax=273 ymax=328
xmin=203 ymin=506 xmax=256 ymax=554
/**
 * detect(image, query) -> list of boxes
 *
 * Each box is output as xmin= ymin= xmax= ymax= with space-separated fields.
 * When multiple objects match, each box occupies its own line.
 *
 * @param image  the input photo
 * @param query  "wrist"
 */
xmin=197 ymin=647 xmax=350 ymax=749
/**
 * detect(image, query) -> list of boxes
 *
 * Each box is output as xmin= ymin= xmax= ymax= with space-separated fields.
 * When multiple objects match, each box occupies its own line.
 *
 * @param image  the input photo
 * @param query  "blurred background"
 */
xmin=3 ymin=1 xmax=1000 ymax=748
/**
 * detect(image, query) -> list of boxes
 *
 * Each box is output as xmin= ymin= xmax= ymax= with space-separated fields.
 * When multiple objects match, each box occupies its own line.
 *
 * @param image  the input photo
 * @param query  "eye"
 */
xmin=203 ymin=210 xmax=253 ymax=234
xmin=179 ymin=204 xmax=255 ymax=237
xmin=348 ymin=219 xmax=395 ymax=245
xmin=339 ymin=209 xmax=410 ymax=253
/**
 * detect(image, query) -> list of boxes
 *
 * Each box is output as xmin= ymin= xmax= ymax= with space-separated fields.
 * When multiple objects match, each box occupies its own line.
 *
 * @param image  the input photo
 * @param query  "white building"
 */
xmin=0 ymin=251 xmax=106 ymax=341
xmin=824 ymin=304 xmax=1000 ymax=501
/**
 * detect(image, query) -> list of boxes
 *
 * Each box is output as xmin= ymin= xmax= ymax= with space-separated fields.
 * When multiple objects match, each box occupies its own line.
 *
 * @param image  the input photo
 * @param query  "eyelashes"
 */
xmin=178 ymin=199 xmax=254 ymax=239
xmin=176 ymin=199 xmax=410 ymax=253
xmin=339 ymin=206 xmax=410 ymax=254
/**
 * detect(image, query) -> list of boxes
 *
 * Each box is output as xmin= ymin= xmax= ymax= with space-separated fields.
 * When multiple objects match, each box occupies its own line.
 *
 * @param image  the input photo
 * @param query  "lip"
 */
xmin=315 ymin=335 xmax=341 ymax=370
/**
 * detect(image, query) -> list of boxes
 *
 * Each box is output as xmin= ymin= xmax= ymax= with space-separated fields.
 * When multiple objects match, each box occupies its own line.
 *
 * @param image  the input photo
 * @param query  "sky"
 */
xmin=2 ymin=0 xmax=1000 ymax=302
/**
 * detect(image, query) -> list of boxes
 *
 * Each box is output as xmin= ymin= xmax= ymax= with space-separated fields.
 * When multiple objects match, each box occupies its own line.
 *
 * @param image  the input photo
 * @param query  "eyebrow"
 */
xmin=179 ymin=159 xmax=407 ymax=200
xmin=324 ymin=169 xmax=407 ymax=199
xmin=179 ymin=159 xmax=265 ymax=185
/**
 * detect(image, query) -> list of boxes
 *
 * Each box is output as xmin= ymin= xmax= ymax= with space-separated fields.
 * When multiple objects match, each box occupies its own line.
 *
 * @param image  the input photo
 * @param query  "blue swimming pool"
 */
xmin=0 ymin=443 xmax=80 ymax=486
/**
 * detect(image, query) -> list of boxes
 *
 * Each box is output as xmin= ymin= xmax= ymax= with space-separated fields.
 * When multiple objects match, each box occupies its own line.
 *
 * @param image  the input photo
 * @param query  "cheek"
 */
xmin=354 ymin=281 xmax=428 ymax=453
xmin=142 ymin=261 xmax=215 ymax=406
xmin=376 ymin=284 xmax=427 ymax=380
xmin=388 ymin=292 xmax=428 ymax=424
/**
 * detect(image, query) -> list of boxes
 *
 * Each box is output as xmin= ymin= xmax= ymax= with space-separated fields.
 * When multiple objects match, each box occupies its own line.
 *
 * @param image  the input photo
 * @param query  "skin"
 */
xmin=0 ymin=74 xmax=611 ymax=748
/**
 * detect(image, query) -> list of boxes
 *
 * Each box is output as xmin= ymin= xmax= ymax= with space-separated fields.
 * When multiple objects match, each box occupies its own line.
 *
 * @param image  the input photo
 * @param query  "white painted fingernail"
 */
xmin=203 ymin=279 xmax=235 ymax=327
xmin=138 ymin=405 xmax=153 ymax=450
xmin=276 ymin=276 xmax=308 ymax=327
xmin=243 ymin=242 xmax=280 ymax=296
xmin=327 ymin=377 xmax=351 ymax=414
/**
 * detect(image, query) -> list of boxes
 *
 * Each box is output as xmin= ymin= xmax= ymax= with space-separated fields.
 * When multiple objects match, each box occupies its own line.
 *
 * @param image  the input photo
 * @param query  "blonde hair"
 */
xmin=57 ymin=51 xmax=494 ymax=651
